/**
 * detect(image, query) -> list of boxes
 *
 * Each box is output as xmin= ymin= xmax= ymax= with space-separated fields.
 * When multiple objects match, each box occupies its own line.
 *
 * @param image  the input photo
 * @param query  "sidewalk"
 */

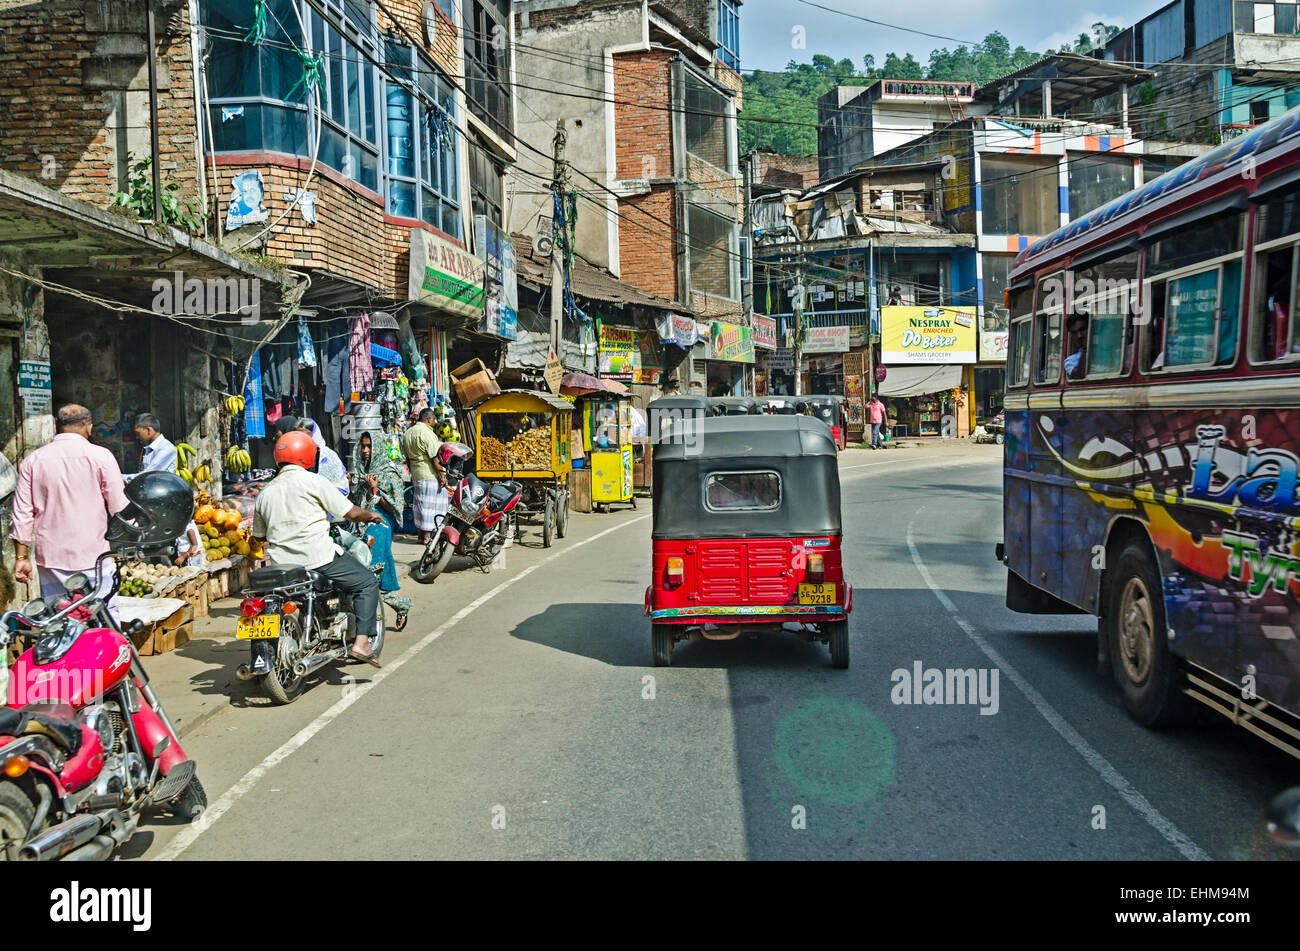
xmin=144 ymin=535 xmax=432 ymax=737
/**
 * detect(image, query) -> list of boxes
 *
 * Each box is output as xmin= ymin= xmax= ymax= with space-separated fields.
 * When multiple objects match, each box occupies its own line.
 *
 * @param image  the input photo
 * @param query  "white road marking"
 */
xmin=904 ymin=507 xmax=1211 ymax=862
xmin=154 ymin=514 xmax=651 ymax=860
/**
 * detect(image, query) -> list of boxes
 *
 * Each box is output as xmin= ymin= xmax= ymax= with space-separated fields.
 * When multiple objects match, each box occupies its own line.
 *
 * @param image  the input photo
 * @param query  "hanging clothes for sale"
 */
xmin=261 ymin=324 xmax=298 ymax=401
xmin=322 ymin=316 xmax=350 ymax=413
xmin=349 ymin=312 xmax=373 ymax=395
xmin=298 ymin=318 xmax=318 ymax=368
xmin=243 ymin=351 xmax=266 ymax=439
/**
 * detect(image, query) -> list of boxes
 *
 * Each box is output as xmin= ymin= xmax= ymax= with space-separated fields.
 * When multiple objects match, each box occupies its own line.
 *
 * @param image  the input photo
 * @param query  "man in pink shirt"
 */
xmin=11 ymin=403 xmax=130 ymax=605
xmin=868 ymin=396 xmax=887 ymax=449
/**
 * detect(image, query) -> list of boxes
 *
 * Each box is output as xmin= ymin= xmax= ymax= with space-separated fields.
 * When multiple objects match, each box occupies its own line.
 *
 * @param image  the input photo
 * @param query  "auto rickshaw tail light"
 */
xmin=807 ymin=554 xmax=825 ymax=581
xmin=665 ymin=557 xmax=685 ymax=587
xmin=4 ymin=755 xmax=29 ymax=778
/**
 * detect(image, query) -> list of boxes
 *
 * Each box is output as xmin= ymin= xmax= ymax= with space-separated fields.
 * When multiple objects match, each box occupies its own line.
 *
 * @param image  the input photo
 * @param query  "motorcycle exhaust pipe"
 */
xmin=235 ymin=664 xmax=258 ymax=681
xmin=293 ymin=649 xmax=345 ymax=679
xmin=63 ymin=834 xmax=116 ymax=862
xmin=20 ymin=812 xmax=104 ymax=861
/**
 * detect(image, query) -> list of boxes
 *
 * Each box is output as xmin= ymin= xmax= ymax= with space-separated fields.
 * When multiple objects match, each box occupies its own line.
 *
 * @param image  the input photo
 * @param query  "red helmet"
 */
xmin=273 ymin=430 xmax=317 ymax=469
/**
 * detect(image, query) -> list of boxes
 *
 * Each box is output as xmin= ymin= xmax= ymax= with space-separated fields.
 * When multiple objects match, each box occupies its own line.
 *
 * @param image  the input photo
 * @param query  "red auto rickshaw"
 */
xmin=644 ymin=415 xmax=852 ymax=668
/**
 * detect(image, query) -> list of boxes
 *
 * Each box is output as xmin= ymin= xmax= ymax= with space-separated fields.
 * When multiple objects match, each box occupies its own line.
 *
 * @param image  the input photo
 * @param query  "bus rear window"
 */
xmin=704 ymin=471 xmax=781 ymax=512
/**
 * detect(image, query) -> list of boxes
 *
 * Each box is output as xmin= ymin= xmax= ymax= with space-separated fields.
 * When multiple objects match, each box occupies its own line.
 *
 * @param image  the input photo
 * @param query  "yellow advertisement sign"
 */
xmin=880 ymin=306 xmax=977 ymax=364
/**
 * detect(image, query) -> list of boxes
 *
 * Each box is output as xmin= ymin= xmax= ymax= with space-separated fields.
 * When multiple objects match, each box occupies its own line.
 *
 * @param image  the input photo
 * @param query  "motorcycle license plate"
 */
xmin=797 ymin=583 xmax=835 ymax=605
xmin=236 ymin=615 xmax=281 ymax=639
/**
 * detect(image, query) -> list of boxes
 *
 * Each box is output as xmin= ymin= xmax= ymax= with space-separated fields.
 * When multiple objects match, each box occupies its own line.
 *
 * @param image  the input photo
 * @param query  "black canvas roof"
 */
xmin=653 ymin=415 xmax=836 ymax=462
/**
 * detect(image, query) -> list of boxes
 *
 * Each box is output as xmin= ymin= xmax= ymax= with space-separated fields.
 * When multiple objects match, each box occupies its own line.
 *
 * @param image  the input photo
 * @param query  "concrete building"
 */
xmin=817 ymin=79 xmax=975 ymax=181
xmin=507 ymin=0 xmax=750 ymax=393
xmin=1100 ymin=0 xmax=1300 ymax=142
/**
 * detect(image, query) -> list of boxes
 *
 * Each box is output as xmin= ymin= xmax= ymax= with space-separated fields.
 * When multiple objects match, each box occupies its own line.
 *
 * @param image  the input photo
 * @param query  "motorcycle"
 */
xmin=235 ymin=525 xmax=386 ymax=705
xmin=412 ymin=443 xmax=523 ymax=583
xmin=0 ymin=552 xmax=205 ymax=861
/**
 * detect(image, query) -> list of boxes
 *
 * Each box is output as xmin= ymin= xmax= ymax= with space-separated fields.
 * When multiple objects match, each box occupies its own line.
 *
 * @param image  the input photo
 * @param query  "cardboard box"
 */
xmin=450 ymin=358 xmax=500 ymax=407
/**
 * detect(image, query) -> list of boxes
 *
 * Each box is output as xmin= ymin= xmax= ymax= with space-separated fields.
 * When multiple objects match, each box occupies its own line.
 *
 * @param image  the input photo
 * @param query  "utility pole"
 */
xmin=550 ymin=119 xmax=567 ymax=357
xmin=792 ymin=253 xmax=805 ymax=397
xmin=741 ymin=153 xmax=755 ymax=397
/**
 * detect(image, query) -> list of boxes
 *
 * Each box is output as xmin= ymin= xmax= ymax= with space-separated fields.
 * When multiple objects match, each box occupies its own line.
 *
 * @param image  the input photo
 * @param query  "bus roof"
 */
xmin=1014 ymin=104 xmax=1300 ymax=275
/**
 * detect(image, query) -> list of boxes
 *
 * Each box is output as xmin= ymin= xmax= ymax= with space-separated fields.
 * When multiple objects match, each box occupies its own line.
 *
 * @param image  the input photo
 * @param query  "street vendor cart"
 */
xmin=579 ymin=392 xmax=636 ymax=512
xmin=471 ymin=389 xmax=573 ymax=547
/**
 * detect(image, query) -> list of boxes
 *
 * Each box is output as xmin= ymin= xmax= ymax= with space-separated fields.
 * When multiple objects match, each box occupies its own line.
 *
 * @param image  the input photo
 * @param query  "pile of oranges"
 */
xmin=195 ymin=502 xmax=264 ymax=562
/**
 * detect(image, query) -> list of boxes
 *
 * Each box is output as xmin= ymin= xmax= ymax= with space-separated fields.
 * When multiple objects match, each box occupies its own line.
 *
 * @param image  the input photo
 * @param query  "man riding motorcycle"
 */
xmin=251 ymin=430 xmax=386 ymax=667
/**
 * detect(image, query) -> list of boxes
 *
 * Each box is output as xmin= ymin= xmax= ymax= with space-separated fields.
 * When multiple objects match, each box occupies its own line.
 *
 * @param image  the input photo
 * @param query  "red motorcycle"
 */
xmin=412 ymin=443 xmax=523 ymax=583
xmin=0 ymin=553 xmax=205 ymax=861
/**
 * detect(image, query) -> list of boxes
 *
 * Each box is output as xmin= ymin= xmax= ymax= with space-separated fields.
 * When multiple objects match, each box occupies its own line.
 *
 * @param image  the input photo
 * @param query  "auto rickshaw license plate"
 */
xmin=797 ymin=583 xmax=835 ymax=605
xmin=236 ymin=615 xmax=280 ymax=639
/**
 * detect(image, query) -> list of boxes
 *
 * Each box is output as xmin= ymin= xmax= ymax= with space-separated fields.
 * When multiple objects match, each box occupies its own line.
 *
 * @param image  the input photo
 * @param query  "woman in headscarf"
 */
xmin=349 ymin=431 xmax=410 ymax=630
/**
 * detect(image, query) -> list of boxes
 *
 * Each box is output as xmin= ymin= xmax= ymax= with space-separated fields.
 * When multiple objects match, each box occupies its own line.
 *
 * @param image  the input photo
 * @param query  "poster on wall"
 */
xmin=18 ymin=360 xmax=51 ymax=415
xmin=473 ymin=217 xmax=518 ymax=340
xmin=979 ymin=329 xmax=1008 ymax=362
xmin=881 ymin=306 xmax=977 ymax=364
xmin=599 ymin=325 xmax=638 ymax=379
xmin=225 ymin=170 xmax=268 ymax=231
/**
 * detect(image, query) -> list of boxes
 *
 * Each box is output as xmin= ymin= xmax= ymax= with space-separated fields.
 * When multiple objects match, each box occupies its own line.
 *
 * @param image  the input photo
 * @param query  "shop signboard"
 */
xmin=407 ymin=229 xmax=485 ymax=320
xmin=656 ymin=312 xmax=701 ymax=348
xmin=769 ymin=348 xmax=794 ymax=371
xmin=709 ymin=322 xmax=755 ymax=363
xmin=752 ymin=314 xmax=777 ymax=350
xmin=18 ymin=360 xmax=51 ymax=414
xmin=979 ymin=329 xmax=1008 ymax=362
xmin=599 ymin=325 xmax=638 ymax=379
xmin=802 ymin=325 xmax=850 ymax=353
xmin=473 ymin=217 xmax=518 ymax=340
xmin=881 ymin=306 xmax=977 ymax=364
xmin=545 ymin=348 xmax=563 ymax=394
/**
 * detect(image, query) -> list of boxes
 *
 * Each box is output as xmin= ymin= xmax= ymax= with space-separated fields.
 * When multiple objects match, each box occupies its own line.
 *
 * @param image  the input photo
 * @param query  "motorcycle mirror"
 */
xmin=1267 ymin=787 xmax=1300 ymax=845
xmin=152 ymin=736 xmax=171 ymax=759
xmin=63 ymin=572 xmax=92 ymax=598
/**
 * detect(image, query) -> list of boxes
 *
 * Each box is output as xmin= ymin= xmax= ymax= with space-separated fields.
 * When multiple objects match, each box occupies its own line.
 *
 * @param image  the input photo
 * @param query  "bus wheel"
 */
xmin=652 ymin=625 xmax=673 ymax=667
xmin=1105 ymin=540 xmax=1194 ymax=727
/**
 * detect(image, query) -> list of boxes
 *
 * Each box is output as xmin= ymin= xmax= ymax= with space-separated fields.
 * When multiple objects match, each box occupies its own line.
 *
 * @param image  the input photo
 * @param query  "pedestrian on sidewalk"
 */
xmin=11 ymin=403 xmax=130 ymax=608
xmin=868 ymin=395 xmax=886 ymax=449
xmin=402 ymin=407 xmax=446 ymax=545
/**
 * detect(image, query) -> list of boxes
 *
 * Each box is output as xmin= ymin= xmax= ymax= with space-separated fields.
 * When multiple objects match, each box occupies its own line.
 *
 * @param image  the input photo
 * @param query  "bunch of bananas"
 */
xmin=226 ymin=445 xmax=252 ymax=473
xmin=224 ymin=395 xmax=246 ymax=416
xmin=176 ymin=442 xmax=201 ymax=486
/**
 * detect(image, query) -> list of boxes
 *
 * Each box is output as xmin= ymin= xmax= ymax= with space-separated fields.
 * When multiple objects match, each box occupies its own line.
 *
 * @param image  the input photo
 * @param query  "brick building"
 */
xmin=0 ymin=0 xmax=520 ymax=484
xmin=506 ymin=0 xmax=752 ymax=394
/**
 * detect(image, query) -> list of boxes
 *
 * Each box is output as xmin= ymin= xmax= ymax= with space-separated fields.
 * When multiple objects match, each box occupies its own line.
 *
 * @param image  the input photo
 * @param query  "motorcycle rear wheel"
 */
xmin=0 ymin=782 xmax=35 ymax=860
xmin=169 ymin=775 xmax=207 ymax=822
xmin=261 ymin=615 xmax=306 ymax=705
xmin=412 ymin=536 xmax=454 ymax=583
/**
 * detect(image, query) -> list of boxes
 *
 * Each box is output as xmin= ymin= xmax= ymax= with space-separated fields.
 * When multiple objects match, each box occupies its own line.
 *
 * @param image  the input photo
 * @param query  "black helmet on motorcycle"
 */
xmin=106 ymin=471 xmax=195 ymax=551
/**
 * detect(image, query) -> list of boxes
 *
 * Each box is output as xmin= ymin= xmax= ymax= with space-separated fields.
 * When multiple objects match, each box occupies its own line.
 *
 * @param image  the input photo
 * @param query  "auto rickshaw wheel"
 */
xmin=827 ymin=619 xmax=850 ymax=669
xmin=542 ymin=496 xmax=554 ymax=548
xmin=555 ymin=489 xmax=569 ymax=538
xmin=652 ymin=624 xmax=673 ymax=667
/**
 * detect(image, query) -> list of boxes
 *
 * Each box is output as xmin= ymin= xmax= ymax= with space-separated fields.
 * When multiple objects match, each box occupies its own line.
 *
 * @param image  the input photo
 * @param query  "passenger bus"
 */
xmin=1001 ymin=105 xmax=1300 ymax=757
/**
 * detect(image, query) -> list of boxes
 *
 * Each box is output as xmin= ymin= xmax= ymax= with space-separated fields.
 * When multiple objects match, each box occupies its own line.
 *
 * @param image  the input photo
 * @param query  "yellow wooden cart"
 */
xmin=470 ymin=389 xmax=574 ymax=547
xmin=579 ymin=392 xmax=636 ymax=512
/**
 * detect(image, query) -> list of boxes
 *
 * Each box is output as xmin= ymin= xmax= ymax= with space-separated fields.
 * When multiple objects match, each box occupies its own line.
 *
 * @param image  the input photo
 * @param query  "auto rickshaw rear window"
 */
xmin=704 ymin=471 xmax=781 ymax=512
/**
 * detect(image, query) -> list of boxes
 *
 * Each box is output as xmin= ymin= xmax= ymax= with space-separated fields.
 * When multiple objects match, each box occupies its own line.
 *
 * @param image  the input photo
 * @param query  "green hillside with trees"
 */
xmin=740 ymin=25 xmax=1122 ymax=155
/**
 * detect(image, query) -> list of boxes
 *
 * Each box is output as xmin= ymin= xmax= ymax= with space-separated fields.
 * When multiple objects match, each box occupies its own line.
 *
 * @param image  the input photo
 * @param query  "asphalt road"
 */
xmin=128 ymin=442 xmax=1300 ymax=860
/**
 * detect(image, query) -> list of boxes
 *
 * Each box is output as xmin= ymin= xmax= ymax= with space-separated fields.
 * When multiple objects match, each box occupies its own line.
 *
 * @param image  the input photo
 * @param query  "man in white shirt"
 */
xmin=132 ymin=413 xmax=177 ymax=475
xmin=252 ymin=431 xmax=385 ymax=665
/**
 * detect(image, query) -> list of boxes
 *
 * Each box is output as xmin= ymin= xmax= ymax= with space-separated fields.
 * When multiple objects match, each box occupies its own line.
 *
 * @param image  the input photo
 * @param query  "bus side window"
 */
xmin=1033 ymin=270 xmax=1064 ymax=384
xmin=1251 ymin=192 xmax=1300 ymax=363
xmin=1008 ymin=317 xmax=1031 ymax=385
xmin=1143 ymin=213 xmax=1243 ymax=370
xmin=1071 ymin=251 xmax=1137 ymax=380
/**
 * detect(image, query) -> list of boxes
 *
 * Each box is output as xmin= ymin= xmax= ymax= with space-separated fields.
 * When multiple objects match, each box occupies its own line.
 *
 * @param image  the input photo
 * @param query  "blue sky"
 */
xmin=737 ymin=0 xmax=1139 ymax=73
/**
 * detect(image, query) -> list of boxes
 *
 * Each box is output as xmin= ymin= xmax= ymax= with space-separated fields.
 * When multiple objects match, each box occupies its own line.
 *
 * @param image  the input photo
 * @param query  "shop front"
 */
xmin=877 ymin=305 xmax=977 ymax=438
xmin=751 ymin=314 xmax=777 ymax=395
xmin=975 ymin=326 xmax=1008 ymax=422
xmin=801 ymin=325 xmax=850 ymax=394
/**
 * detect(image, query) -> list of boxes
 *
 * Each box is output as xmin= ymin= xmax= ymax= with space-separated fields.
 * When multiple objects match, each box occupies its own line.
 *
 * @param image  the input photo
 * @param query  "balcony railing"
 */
xmin=881 ymin=79 xmax=975 ymax=99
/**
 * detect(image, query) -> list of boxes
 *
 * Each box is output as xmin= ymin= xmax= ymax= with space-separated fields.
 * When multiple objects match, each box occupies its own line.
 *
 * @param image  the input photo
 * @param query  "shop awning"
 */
xmin=878 ymin=364 xmax=962 ymax=397
xmin=559 ymin=372 xmax=628 ymax=397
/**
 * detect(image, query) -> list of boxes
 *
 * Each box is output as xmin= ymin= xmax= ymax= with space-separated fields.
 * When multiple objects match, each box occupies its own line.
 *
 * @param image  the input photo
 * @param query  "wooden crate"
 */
xmin=130 ymin=603 xmax=194 ymax=657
